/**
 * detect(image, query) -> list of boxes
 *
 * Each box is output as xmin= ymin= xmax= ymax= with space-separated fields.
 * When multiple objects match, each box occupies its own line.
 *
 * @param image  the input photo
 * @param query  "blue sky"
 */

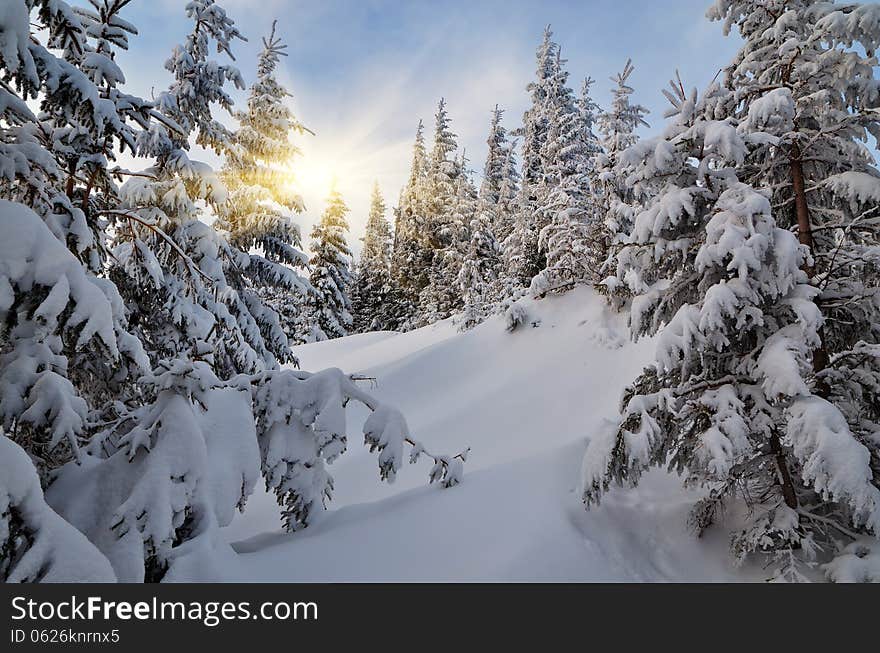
xmin=116 ymin=0 xmax=741 ymax=249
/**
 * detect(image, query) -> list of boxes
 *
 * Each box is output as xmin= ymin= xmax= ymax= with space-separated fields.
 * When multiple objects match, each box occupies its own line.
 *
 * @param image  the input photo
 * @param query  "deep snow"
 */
xmin=218 ymin=287 xmax=753 ymax=582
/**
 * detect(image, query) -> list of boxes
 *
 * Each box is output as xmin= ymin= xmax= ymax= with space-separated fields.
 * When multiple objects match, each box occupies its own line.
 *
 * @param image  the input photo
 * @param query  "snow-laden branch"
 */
xmin=247 ymin=367 xmax=468 ymax=533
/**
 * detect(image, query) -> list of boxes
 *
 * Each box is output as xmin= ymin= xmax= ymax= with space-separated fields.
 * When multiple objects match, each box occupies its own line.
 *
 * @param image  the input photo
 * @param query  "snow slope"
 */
xmin=218 ymin=287 xmax=753 ymax=582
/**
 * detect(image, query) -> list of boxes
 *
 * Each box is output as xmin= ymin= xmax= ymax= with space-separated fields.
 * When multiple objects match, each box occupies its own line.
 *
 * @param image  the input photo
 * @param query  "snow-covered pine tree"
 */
xmin=593 ymin=59 xmax=649 ymax=305
xmin=309 ymin=185 xmax=354 ymax=340
xmin=581 ymin=70 xmax=880 ymax=581
xmin=502 ymin=27 xmax=560 ymax=291
xmin=53 ymin=0 xmax=157 ymax=272
xmin=479 ymin=106 xmax=519 ymax=246
xmin=51 ymin=1 xmax=286 ymax=579
xmin=703 ymin=0 xmax=880 ymax=579
xmin=0 ymin=199 xmax=148 ymax=479
xmin=423 ymin=150 xmax=476 ymax=324
xmin=390 ymin=120 xmax=429 ymax=327
xmin=578 ymin=76 xmax=603 ymax=159
xmin=419 ymin=99 xmax=466 ymax=323
xmin=0 ymin=198 xmax=152 ymax=580
xmin=215 ymin=20 xmax=313 ymax=352
xmin=0 ymin=0 xmax=153 ymax=271
xmin=502 ymin=186 xmax=540 ymax=300
xmin=473 ymin=106 xmax=519 ymax=306
xmin=533 ymin=66 xmax=602 ymax=295
xmin=0 ymin=2 xmax=150 ymax=479
xmin=246 ymin=367 xmax=466 ymax=534
xmin=352 ymin=182 xmax=399 ymax=332
xmin=47 ymin=356 xmax=465 ymax=580
xmin=457 ymin=203 xmax=501 ymax=331
xmin=112 ymin=1 xmax=291 ymax=377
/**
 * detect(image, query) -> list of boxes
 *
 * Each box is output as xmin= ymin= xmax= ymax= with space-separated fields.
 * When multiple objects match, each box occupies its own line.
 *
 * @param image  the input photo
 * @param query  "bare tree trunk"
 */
xmin=790 ymin=141 xmax=831 ymax=387
xmin=790 ymin=144 xmax=813 ymax=253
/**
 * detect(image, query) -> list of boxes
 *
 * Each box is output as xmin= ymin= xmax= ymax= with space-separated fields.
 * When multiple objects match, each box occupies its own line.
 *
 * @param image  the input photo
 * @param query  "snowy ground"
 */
xmin=216 ymin=288 xmax=756 ymax=582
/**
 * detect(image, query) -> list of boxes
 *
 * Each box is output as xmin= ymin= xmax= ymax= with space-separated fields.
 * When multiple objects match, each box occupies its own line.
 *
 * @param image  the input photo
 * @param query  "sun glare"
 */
xmin=291 ymin=155 xmax=336 ymax=199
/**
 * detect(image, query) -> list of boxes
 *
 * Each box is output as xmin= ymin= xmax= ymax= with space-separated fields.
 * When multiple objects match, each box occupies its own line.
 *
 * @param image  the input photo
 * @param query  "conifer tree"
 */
xmin=419 ymin=99 xmax=465 ymax=323
xmin=479 ymin=106 xmax=519 ymax=246
xmin=584 ymin=0 xmax=880 ymax=577
xmin=0 ymin=0 xmax=150 ymax=479
xmin=216 ymin=21 xmax=313 ymax=351
xmin=309 ymin=185 xmax=354 ymax=339
xmin=534 ymin=67 xmax=602 ymax=295
xmin=503 ymin=27 xmax=560 ymax=290
xmin=1 ymin=432 xmax=115 ymax=582
xmin=352 ymin=182 xmax=397 ymax=332
xmin=593 ymin=59 xmax=649 ymax=304
xmin=707 ymin=0 xmax=880 ymax=577
xmin=458 ymin=205 xmax=501 ymax=331
xmin=0 ymin=0 xmax=153 ymax=271
xmin=503 ymin=185 xmax=543 ymax=296
xmin=390 ymin=120 xmax=428 ymax=326
xmin=473 ymin=106 xmax=519 ymax=306
xmin=581 ymin=76 xmax=834 ymax=581
xmin=111 ymin=0 xmax=287 ymax=378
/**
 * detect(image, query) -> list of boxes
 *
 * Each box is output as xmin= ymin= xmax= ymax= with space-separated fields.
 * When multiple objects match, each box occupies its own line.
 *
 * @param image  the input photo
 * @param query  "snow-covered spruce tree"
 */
xmin=246 ymin=368 xmax=467 ymax=533
xmin=581 ymin=75 xmax=880 ymax=581
xmin=390 ymin=120 xmax=429 ymax=327
xmin=708 ymin=1 xmax=880 ymax=413
xmin=593 ymin=59 xmax=649 ymax=306
xmin=578 ymin=76 xmax=603 ymax=157
xmin=0 ymin=2 xmax=149 ymax=477
xmin=0 ymin=199 xmax=148 ymax=478
xmin=50 ymin=0 xmax=157 ymax=272
xmin=502 ymin=26 xmax=561 ymax=292
xmin=31 ymin=1 xmax=293 ymax=581
xmin=431 ymin=150 xmax=478 ymax=324
xmin=309 ymin=185 xmax=354 ymax=340
xmin=418 ymin=99 xmax=466 ymax=324
xmin=352 ymin=182 xmax=399 ymax=332
xmin=47 ymin=357 xmax=466 ymax=580
xmin=457 ymin=203 xmax=501 ymax=331
xmin=0 ymin=0 xmax=153 ymax=271
xmin=215 ymin=21 xmax=313 ymax=352
xmin=479 ymin=106 xmax=519 ymax=246
xmin=704 ymin=0 xmax=880 ymax=579
xmin=0 ymin=200 xmax=148 ymax=581
xmin=502 ymin=185 xmax=540 ymax=300
xmin=475 ymin=106 xmax=519 ymax=306
xmin=112 ymin=1 xmax=291 ymax=377
xmin=533 ymin=67 xmax=602 ymax=296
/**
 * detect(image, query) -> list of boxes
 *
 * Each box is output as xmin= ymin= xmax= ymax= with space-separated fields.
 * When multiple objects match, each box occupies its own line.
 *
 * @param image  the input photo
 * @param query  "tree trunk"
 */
xmin=770 ymin=431 xmax=798 ymax=510
xmin=789 ymin=140 xmax=831 ymax=389
xmin=790 ymin=144 xmax=813 ymax=254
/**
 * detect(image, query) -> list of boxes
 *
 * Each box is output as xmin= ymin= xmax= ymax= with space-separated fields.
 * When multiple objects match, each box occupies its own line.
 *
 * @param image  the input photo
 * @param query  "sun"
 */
xmin=290 ymin=141 xmax=338 ymax=200
xmin=295 ymin=161 xmax=335 ymax=197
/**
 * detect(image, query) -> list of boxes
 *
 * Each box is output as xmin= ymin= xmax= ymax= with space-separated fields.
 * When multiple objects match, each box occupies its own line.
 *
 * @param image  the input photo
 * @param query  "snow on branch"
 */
xmin=0 ymin=434 xmax=115 ymax=582
xmin=786 ymin=396 xmax=880 ymax=535
xmin=247 ymin=367 xmax=467 ymax=531
xmin=0 ymin=200 xmax=145 ymax=468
